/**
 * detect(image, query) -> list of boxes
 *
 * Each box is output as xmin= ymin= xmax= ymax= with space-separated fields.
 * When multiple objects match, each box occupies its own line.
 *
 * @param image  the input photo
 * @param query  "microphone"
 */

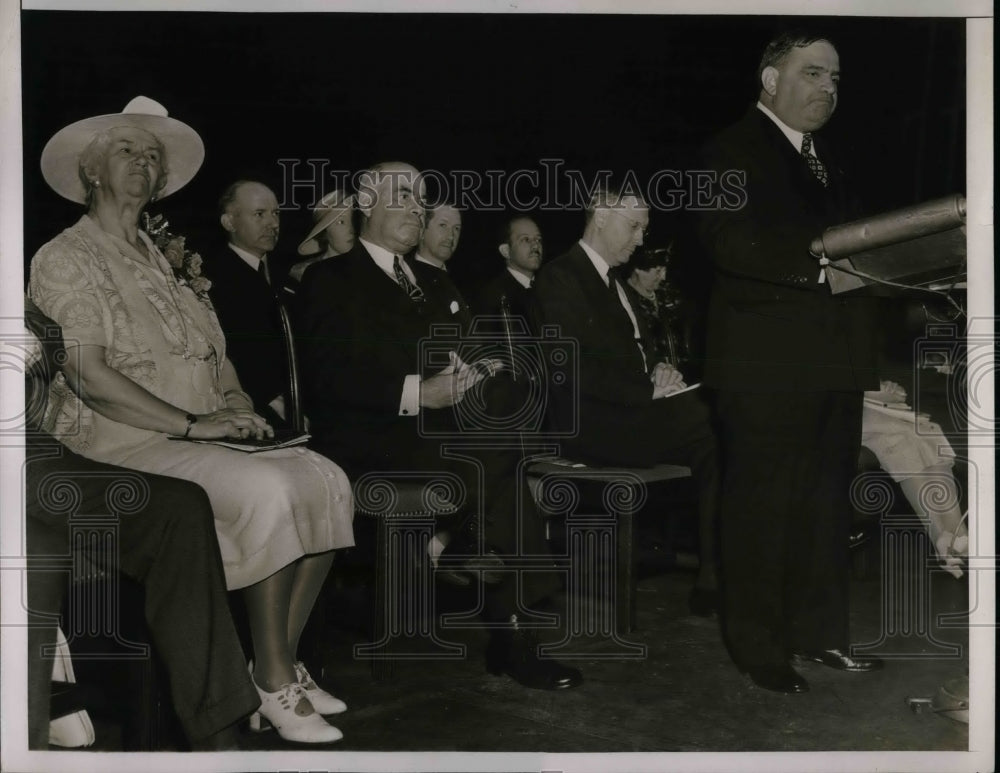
xmin=499 ymin=294 xmax=518 ymax=382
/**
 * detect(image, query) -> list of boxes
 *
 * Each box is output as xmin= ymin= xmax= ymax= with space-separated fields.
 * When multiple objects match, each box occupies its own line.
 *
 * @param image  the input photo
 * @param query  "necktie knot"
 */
xmin=800 ymin=133 xmax=829 ymax=187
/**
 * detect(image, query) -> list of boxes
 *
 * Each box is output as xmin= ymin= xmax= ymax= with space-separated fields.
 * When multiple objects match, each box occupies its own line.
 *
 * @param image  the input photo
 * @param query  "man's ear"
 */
xmin=220 ymin=211 xmax=234 ymax=234
xmin=498 ymin=244 xmax=510 ymax=261
xmin=761 ymin=66 xmax=779 ymax=97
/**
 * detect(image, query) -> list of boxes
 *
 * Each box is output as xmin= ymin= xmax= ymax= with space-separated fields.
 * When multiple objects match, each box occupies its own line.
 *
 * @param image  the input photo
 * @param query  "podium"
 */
xmin=810 ymin=194 xmax=967 ymax=295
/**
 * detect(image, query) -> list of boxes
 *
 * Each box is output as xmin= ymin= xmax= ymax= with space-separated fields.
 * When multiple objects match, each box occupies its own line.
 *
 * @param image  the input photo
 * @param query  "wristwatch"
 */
xmin=183 ymin=413 xmax=198 ymax=438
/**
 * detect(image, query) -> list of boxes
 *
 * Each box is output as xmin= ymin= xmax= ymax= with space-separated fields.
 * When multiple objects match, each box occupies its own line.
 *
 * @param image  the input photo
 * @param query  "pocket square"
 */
xmin=450 ymin=301 xmax=460 ymax=314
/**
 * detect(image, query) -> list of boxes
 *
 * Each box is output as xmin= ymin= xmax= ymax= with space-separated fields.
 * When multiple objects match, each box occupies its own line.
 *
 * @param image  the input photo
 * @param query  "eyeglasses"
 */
xmin=606 ymin=209 xmax=649 ymax=238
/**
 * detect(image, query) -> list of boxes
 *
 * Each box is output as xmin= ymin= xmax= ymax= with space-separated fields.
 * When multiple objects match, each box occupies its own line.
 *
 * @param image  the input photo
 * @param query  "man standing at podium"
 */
xmin=697 ymin=31 xmax=881 ymax=693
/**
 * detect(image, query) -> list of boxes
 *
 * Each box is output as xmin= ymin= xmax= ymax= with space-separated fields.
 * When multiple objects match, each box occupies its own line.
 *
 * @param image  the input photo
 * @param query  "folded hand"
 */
xmin=187 ymin=407 xmax=274 ymax=440
xmin=651 ymin=361 xmax=686 ymax=399
xmin=420 ymin=351 xmax=492 ymax=409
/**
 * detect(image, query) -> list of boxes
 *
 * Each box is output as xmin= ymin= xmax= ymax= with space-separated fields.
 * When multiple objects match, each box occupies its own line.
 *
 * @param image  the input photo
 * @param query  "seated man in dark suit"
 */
xmin=472 ymin=215 xmax=543 ymax=324
xmin=22 ymin=298 xmax=259 ymax=749
xmin=297 ymin=161 xmax=582 ymax=691
xmin=207 ymin=180 xmax=293 ymax=428
xmin=530 ymin=185 xmax=722 ymax=614
xmin=407 ymin=201 xmax=472 ymax=332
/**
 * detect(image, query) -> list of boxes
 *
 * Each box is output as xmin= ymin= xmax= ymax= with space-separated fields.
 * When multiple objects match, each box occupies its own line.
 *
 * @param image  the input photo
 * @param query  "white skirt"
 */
xmin=861 ymin=401 xmax=956 ymax=482
xmin=120 ymin=439 xmax=354 ymax=590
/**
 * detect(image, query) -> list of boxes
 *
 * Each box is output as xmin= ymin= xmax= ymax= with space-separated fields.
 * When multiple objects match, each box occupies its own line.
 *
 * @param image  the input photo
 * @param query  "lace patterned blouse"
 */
xmin=29 ymin=215 xmax=226 ymax=463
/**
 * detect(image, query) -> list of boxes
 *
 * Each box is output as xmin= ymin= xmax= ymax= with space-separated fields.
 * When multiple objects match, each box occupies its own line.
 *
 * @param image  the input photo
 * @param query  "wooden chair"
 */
xmin=526 ymin=456 xmax=692 ymax=642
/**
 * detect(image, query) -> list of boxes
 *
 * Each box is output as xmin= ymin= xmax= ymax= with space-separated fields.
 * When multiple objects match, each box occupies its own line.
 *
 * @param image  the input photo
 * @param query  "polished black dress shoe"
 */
xmin=688 ymin=586 xmax=719 ymax=617
xmin=848 ymin=526 xmax=871 ymax=550
xmin=486 ymin=615 xmax=583 ymax=691
xmin=740 ymin=663 xmax=809 ymax=694
xmin=793 ymin=648 xmax=883 ymax=672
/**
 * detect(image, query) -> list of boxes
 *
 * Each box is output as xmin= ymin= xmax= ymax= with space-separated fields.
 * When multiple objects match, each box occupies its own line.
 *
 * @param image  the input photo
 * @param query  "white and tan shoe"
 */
xmin=293 ymin=661 xmax=347 ymax=715
xmin=249 ymin=679 xmax=342 ymax=744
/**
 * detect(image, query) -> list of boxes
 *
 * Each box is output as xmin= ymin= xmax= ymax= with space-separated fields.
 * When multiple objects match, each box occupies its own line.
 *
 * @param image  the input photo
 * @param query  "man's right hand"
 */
xmin=419 ymin=351 xmax=487 ymax=409
xmin=651 ymin=361 xmax=687 ymax=399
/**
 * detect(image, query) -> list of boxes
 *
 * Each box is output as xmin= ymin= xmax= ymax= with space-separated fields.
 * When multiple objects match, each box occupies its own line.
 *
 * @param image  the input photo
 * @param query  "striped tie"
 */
xmin=801 ymin=133 xmax=829 ymax=187
xmin=393 ymin=256 xmax=424 ymax=302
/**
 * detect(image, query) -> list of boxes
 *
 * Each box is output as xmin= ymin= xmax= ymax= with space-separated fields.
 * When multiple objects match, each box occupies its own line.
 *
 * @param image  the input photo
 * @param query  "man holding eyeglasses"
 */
xmin=531 ymin=185 xmax=721 ymax=569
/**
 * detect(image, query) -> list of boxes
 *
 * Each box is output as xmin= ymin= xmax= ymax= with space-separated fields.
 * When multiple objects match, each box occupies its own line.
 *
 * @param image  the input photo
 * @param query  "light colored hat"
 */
xmin=297 ymin=190 xmax=355 ymax=256
xmin=40 ymin=96 xmax=205 ymax=204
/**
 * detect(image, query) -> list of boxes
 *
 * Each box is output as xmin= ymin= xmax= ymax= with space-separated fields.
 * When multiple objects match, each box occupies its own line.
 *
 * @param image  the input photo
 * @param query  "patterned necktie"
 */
xmin=801 ymin=133 xmax=829 ymax=187
xmin=393 ymin=255 xmax=424 ymax=302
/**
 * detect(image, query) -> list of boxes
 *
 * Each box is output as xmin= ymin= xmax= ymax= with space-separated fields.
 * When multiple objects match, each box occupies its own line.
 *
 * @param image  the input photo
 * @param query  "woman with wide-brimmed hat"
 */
xmin=29 ymin=96 xmax=353 ymax=745
xmin=283 ymin=188 xmax=356 ymax=295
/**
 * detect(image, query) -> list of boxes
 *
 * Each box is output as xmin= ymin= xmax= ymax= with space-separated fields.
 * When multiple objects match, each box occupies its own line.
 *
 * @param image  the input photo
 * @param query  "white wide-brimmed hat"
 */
xmin=297 ymin=190 xmax=355 ymax=255
xmin=40 ymin=96 xmax=205 ymax=204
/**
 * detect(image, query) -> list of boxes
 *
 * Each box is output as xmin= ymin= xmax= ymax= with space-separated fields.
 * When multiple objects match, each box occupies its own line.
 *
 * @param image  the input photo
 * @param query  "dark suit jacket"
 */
xmin=407 ymin=256 xmax=473 ymax=333
xmin=697 ymin=107 xmax=878 ymax=392
xmin=297 ymin=242 xmax=459 ymax=472
xmin=530 ymin=244 xmax=660 ymax=450
xmin=472 ymin=268 xmax=533 ymax=328
xmin=206 ymin=245 xmax=290 ymax=425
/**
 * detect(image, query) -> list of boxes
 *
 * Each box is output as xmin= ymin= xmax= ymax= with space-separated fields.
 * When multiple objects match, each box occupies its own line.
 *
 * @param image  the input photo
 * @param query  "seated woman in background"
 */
xmin=622 ymin=243 xmax=694 ymax=376
xmin=29 ymin=97 xmax=354 ymax=744
xmin=862 ymin=380 xmax=968 ymax=578
xmin=283 ymin=188 xmax=356 ymax=295
xmin=621 ymin=243 xmax=719 ymax=616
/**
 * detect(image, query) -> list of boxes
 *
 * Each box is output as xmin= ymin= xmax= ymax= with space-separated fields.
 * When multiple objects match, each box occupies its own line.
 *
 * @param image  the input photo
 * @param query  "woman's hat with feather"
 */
xmin=40 ymin=96 xmax=205 ymax=204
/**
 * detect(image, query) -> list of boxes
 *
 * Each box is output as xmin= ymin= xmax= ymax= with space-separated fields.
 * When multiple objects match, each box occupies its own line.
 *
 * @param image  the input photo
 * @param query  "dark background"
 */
xmin=21 ymin=11 xmax=966 ymax=293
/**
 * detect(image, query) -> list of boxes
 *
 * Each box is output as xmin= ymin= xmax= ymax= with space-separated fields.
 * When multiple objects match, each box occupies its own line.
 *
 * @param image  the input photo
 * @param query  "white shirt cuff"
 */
xmin=399 ymin=374 xmax=421 ymax=416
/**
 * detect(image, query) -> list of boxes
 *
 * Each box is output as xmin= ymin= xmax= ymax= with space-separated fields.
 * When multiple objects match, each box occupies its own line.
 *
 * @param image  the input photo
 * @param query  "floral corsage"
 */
xmin=142 ymin=213 xmax=212 ymax=301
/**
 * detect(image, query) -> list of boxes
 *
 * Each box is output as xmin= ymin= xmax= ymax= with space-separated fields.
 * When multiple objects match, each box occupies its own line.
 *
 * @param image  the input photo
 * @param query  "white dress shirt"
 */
xmin=506 ymin=267 xmax=533 ymax=289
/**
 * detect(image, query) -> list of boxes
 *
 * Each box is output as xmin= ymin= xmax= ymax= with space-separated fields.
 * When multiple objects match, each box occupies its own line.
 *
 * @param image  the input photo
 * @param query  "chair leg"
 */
xmin=616 ymin=507 xmax=636 ymax=634
xmin=371 ymin=518 xmax=394 ymax=681
xmin=121 ymin=656 xmax=158 ymax=751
